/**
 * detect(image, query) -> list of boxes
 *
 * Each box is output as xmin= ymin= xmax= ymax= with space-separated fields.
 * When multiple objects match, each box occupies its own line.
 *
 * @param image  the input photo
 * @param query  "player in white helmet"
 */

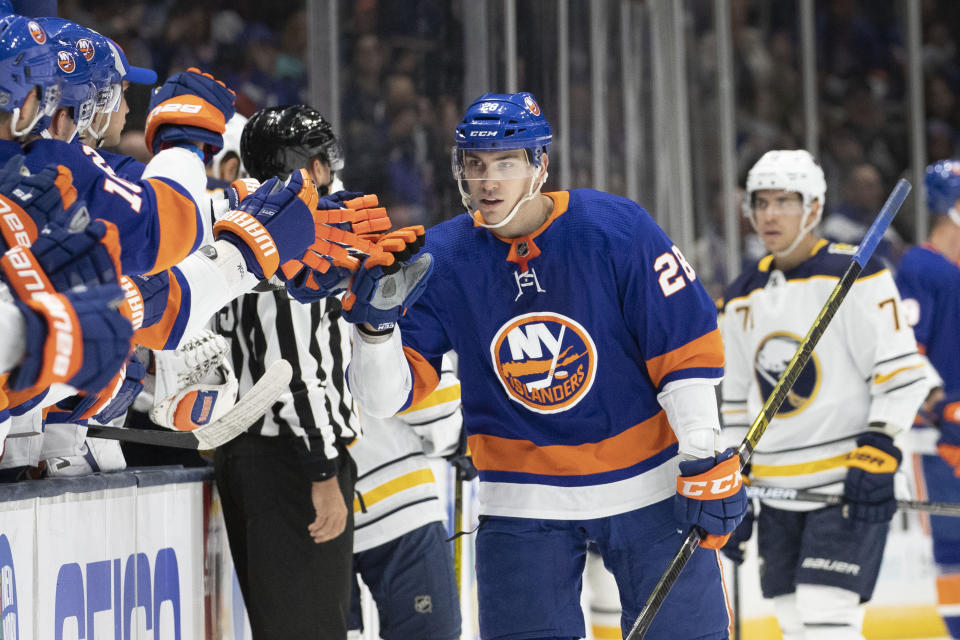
xmin=719 ymin=149 xmax=933 ymax=639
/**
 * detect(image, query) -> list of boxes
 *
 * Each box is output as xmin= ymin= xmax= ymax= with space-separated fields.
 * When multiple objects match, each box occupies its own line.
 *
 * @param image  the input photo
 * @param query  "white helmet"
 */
xmin=744 ymin=149 xmax=827 ymax=256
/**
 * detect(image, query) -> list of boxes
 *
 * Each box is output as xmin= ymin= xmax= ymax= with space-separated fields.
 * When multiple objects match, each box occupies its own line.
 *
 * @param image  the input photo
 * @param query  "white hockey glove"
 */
xmin=141 ymin=330 xmax=239 ymax=431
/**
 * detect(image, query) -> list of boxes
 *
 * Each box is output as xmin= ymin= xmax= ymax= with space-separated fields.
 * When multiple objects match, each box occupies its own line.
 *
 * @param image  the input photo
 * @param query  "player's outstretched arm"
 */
xmin=343 ymin=228 xmax=436 ymax=418
xmin=212 ymin=169 xmax=320 ymax=280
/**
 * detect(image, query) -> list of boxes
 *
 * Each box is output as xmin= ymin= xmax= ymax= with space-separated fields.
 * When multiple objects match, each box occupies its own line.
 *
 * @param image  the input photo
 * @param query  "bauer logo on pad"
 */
xmin=490 ymin=312 xmax=597 ymax=414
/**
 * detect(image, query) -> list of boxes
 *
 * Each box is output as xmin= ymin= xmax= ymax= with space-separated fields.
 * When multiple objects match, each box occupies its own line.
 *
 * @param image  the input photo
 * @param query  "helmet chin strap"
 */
xmin=746 ymin=199 xmax=821 ymax=259
xmin=949 ymin=206 xmax=960 ymax=227
xmin=10 ymin=103 xmax=43 ymax=139
xmin=468 ymin=168 xmax=549 ymax=231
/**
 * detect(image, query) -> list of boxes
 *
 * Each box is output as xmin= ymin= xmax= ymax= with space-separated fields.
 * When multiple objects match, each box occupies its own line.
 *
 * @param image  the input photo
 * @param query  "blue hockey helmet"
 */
xmin=454 ymin=92 xmax=552 ymax=165
xmin=46 ymin=20 xmax=123 ymax=116
xmin=0 ymin=15 xmax=62 ymax=137
xmin=925 ymin=158 xmax=960 ymax=219
xmin=30 ymin=39 xmax=95 ymax=141
xmin=452 ymin=92 xmax=553 ymax=228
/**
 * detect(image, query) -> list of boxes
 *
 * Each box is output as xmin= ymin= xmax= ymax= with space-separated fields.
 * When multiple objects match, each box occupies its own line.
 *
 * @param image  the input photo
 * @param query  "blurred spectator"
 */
xmin=822 ymin=163 xmax=906 ymax=267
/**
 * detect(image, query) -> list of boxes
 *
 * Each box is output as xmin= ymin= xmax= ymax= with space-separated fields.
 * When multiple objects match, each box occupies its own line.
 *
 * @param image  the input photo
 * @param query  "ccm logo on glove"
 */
xmin=677 ymin=456 xmax=743 ymax=498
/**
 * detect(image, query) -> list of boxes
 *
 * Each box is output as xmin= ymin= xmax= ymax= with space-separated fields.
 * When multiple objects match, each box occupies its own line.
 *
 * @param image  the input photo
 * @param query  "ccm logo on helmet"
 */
xmin=57 ymin=51 xmax=76 ymax=73
xmin=469 ymin=131 xmax=497 ymax=137
xmin=27 ymin=21 xmax=46 ymax=44
xmin=679 ymin=471 xmax=742 ymax=497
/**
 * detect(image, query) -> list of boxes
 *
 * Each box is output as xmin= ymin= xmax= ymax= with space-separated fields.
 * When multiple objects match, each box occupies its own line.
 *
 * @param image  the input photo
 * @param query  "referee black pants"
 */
xmin=215 ymin=433 xmax=356 ymax=639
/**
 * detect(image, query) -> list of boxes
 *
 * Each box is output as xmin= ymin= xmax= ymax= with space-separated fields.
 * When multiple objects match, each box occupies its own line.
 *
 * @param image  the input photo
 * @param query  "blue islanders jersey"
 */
xmin=23 ymin=138 xmax=203 ymax=276
xmin=897 ymin=244 xmax=960 ymax=394
xmin=94 ymin=146 xmax=147 ymax=183
xmin=397 ymin=189 xmax=724 ymax=519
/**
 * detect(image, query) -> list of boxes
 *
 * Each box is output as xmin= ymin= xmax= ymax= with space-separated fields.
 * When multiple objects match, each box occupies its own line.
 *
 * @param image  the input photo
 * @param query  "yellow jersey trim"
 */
xmin=353 ymin=468 xmax=436 ymax=512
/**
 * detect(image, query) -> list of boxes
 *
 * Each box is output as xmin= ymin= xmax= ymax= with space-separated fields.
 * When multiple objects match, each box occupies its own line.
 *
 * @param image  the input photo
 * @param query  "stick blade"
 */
xmin=193 ymin=359 xmax=293 ymax=449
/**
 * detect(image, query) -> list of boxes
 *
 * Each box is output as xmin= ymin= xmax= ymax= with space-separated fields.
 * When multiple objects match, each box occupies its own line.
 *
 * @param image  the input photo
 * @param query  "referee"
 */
xmin=213 ymin=105 xmax=358 ymax=640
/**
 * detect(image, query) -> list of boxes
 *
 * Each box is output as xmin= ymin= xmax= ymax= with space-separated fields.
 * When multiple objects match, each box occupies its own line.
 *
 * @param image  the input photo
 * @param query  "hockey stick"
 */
xmin=87 ymin=359 xmax=293 ymax=450
xmin=626 ymin=178 xmax=911 ymax=639
xmin=453 ymin=471 xmax=463 ymax=595
xmin=746 ymin=485 xmax=960 ymax=518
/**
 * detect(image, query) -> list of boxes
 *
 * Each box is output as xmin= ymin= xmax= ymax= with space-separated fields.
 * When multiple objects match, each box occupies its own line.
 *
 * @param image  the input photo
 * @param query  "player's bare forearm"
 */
xmin=307 ymin=476 xmax=347 ymax=543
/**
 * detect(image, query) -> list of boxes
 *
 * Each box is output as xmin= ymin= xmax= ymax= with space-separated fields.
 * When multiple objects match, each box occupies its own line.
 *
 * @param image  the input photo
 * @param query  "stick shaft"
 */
xmin=626 ymin=178 xmax=911 ymax=640
xmin=746 ymin=486 xmax=960 ymax=518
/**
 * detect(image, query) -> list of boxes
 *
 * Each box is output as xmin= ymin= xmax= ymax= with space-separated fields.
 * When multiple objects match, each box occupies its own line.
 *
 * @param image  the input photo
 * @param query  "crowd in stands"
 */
xmin=60 ymin=0 xmax=960 ymax=281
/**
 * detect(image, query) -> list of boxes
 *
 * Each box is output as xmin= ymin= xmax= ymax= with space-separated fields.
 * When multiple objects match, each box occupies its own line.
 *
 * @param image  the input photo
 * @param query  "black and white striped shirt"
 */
xmin=214 ymin=291 xmax=359 ymax=480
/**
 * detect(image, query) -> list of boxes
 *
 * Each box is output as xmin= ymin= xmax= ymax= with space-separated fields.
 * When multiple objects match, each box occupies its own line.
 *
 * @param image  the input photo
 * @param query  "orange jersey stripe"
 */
xmin=645 ymin=327 xmax=724 ymax=388
xmin=403 ymin=346 xmax=440 ymax=408
xmin=937 ymin=573 xmax=960 ymax=606
xmin=134 ymin=271 xmax=182 ymax=349
xmin=467 ymin=410 xmax=677 ymax=477
xmin=145 ymin=178 xmax=199 ymax=275
xmin=0 ymin=373 xmax=8 ymax=413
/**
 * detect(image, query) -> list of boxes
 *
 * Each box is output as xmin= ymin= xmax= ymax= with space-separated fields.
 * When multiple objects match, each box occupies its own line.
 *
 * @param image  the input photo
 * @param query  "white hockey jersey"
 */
xmin=351 ymin=355 xmax=462 ymax=552
xmin=720 ymin=240 xmax=931 ymax=510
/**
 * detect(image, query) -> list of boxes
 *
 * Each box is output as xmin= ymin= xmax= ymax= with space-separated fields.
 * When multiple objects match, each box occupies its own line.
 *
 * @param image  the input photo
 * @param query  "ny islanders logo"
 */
xmin=57 ymin=51 xmax=76 ymax=73
xmin=491 ymin=312 xmax=597 ymax=414
xmin=76 ymin=38 xmax=95 ymax=61
xmin=754 ymin=332 xmax=821 ymax=416
xmin=27 ymin=21 xmax=45 ymax=44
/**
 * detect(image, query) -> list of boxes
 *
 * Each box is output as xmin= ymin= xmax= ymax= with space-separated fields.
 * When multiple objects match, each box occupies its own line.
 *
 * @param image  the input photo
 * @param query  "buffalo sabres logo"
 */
xmin=57 ymin=51 xmax=76 ymax=73
xmin=524 ymin=95 xmax=540 ymax=116
xmin=27 ymin=21 xmax=45 ymax=44
xmin=491 ymin=312 xmax=597 ymax=414
xmin=76 ymin=38 xmax=95 ymax=61
xmin=754 ymin=332 xmax=821 ymax=416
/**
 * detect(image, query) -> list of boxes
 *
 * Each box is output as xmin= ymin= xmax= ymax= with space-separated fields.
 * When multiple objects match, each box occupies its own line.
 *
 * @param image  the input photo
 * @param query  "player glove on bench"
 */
xmin=91 ymin=351 xmax=146 ymax=424
xmin=342 ymin=226 xmax=433 ymax=332
xmin=674 ymin=447 xmax=748 ymax=549
xmin=842 ymin=431 xmax=901 ymax=523
xmin=213 ymin=169 xmax=319 ymax=280
xmin=145 ymin=67 xmax=236 ymax=164
xmin=0 ymin=156 xmax=78 ymax=248
xmin=26 ymin=211 xmax=122 ymax=291
xmin=7 ymin=284 xmax=133 ymax=394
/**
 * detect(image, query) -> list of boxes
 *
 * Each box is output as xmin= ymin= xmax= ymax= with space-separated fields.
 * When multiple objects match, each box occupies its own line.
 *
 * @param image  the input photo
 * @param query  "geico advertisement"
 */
xmin=0 ymin=481 xmax=204 ymax=640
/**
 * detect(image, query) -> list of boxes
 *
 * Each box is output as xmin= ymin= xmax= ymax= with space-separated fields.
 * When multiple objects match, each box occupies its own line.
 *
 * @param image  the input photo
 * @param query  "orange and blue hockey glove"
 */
xmin=674 ymin=447 xmax=748 ymax=549
xmin=145 ymin=67 xmax=236 ymax=164
xmin=0 ymin=156 xmax=78 ymax=248
xmin=843 ymin=431 xmax=901 ymax=523
xmin=8 ymin=285 xmax=133 ymax=394
xmin=341 ymin=226 xmax=432 ymax=332
xmin=213 ymin=169 xmax=319 ymax=280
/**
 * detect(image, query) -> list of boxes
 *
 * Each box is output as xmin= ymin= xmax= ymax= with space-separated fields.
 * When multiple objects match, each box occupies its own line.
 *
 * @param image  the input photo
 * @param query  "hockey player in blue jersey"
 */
xmin=720 ymin=150 xmax=929 ymax=640
xmin=896 ymin=158 xmax=960 ymax=638
xmin=344 ymin=91 xmax=747 ymax=639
